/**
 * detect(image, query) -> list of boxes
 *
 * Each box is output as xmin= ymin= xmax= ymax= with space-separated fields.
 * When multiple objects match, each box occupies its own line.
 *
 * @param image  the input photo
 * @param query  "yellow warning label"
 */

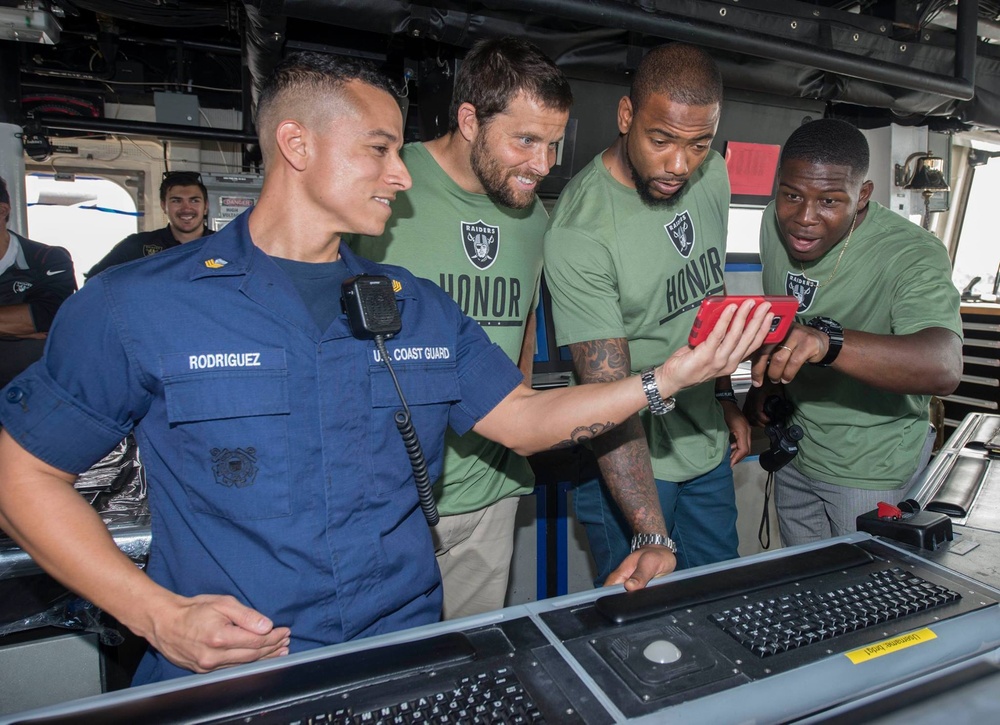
xmin=845 ymin=628 xmax=938 ymax=664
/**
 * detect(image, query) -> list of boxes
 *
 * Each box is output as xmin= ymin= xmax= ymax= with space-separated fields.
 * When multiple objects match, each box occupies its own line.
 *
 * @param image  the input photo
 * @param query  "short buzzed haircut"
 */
xmin=630 ymin=43 xmax=723 ymax=110
xmin=256 ymin=51 xmax=397 ymax=162
xmin=780 ymin=119 xmax=870 ymax=179
xmin=448 ymin=37 xmax=573 ymax=133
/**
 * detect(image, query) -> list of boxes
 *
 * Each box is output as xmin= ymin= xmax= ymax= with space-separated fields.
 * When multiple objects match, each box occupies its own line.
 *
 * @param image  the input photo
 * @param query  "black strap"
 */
xmin=758 ymin=470 xmax=774 ymax=549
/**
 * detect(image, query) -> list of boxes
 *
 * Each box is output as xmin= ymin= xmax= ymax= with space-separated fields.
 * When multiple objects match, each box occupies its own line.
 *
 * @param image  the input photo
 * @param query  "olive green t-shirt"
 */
xmin=353 ymin=142 xmax=545 ymax=514
xmin=759 ymin=201 xmax=963 ymax=489
xmin=543 ymin=151 xmax=732 ymax=481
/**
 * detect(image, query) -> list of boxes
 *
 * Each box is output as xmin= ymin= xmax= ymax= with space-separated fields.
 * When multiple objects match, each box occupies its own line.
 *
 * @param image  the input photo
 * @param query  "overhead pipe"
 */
xmin=66 ymin=30 xmax=243 ymax=56
xmin=33 ymin=113 xmax=257 ymax=144
xmin=483 ymin=0 xmax=977 ymax=101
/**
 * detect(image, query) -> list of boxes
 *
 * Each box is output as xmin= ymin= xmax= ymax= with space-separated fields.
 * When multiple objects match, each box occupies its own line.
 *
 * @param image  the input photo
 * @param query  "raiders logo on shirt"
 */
xmin=461 ymin=219 xmax=499 ymax=270
xmin=786 ymin=271 xmax=818 ymax=313
xmin=143 ymin=244 xmax=163 ymax=256
xmin=665 ymin=210 xmax=695 ymax=258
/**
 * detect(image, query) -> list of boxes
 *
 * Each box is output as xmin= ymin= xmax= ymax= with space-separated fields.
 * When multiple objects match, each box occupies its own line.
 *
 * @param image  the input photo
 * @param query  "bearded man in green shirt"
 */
xmin=746 ymin=119 xmax=962 ymax=545
xmin=353 ymin=37 xmax=572 ymax=618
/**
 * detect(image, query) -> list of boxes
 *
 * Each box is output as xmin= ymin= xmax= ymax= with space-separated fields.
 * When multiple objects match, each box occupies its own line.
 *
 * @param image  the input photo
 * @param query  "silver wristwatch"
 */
xmin=640 ymin=367 xmax=676 ymax=415
xmin=630 ymin=532 xmax=678 ymax=553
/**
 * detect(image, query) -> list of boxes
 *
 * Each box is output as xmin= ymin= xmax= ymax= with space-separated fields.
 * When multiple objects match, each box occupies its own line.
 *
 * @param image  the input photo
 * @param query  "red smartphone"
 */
xmin=688 ymin=295 xmax=799 ymax=346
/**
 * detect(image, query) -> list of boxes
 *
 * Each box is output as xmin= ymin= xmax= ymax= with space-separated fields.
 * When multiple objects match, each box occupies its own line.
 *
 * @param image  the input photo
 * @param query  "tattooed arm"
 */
xmin=569 ymin=337 xmax=668 ymax=541
xmin=474 ymin=299 xmax=775 ymax=589
xmin=570 ymin=337 xmax=675 ymax=589
xmin=474 ymin=301 xmax=773 ymax=591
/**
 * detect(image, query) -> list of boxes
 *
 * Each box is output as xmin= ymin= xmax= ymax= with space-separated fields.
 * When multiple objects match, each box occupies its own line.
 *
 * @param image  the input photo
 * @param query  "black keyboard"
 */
xmin=289 ymin=665 xmax=545 ymax=724
xmin=709 ymin=567 xmax=962 ymax=657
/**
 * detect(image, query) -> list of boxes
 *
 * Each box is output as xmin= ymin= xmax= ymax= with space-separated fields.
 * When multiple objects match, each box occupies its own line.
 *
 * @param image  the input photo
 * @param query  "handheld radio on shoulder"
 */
xmin=341 ymin=275 xmax=402 ymax=339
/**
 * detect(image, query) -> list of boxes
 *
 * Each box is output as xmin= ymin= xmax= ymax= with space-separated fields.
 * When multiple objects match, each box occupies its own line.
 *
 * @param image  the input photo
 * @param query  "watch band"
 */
xmin=806 ymin=316 xmax=844 ymax=367
xmin=715 ymin=389 xmax=738 ymax=405
xmin=640 ymin=367 xmax=676 ymax=415
xmin=631 ymin=532 xmax=678 ymax=553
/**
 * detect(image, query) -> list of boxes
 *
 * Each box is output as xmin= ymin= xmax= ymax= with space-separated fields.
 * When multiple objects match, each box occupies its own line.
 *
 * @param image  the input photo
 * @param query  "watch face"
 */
xmin=807 ymin=317 xmax=843 ymax=366
xmin=809 ymin=316 xmax=843 ymax=334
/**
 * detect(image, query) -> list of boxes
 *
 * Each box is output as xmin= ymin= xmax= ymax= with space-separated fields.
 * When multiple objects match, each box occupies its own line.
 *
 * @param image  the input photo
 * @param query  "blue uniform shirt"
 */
xmin=0 ymin=209 xmax=523 ymax=683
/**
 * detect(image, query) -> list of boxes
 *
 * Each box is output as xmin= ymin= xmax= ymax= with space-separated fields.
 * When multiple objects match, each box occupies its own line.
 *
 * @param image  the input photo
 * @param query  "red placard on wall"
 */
xmin=725 ymin=141 xmax=781 ymax=197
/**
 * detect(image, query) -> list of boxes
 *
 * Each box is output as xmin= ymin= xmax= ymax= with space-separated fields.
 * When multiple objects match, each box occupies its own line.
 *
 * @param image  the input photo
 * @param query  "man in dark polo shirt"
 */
xmin=0 ymin=175 xmax=77 ymax=389
xmin=85 ymin=171 xmax=210 ymax=280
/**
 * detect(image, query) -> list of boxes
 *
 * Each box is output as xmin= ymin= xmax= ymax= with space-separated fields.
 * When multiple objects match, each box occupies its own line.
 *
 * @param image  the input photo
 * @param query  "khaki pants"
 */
xmin=432 ymin=496 xmax=520 ymax=620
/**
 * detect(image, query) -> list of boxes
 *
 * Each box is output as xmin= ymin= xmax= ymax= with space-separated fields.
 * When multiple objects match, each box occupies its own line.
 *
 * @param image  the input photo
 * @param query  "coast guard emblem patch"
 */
xmin=211 ymin=447 xmax=259 ymax=488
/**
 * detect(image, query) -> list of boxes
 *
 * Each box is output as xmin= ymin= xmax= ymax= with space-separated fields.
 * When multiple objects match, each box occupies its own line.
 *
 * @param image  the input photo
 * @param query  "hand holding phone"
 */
xmin=689 ymin=295 xmax=798 ymax=347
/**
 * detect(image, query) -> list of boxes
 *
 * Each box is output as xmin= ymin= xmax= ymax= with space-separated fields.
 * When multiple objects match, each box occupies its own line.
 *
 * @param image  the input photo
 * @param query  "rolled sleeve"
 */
xmin=0 ymin=278 xmax=146 ymax=473
xmin=1 ymin=365 xmax=131 ymax=473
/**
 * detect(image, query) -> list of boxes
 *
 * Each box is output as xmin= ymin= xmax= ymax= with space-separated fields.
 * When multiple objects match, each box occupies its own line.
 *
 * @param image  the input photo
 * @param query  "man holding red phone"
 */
xmin=746 ymin=119 xmax=962 ymax=545
xmin=544 ymin=44 xmax=754 ymax=588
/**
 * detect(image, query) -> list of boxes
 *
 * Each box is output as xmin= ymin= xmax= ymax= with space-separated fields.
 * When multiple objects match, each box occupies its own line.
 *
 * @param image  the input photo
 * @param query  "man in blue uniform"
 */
xmin=0 ymin=175 xmax=76 ymax=389
xmin=0 ymin=52 xmax=774 ymax=684
xmin=85 ymin=171 xmax=210 ymax=279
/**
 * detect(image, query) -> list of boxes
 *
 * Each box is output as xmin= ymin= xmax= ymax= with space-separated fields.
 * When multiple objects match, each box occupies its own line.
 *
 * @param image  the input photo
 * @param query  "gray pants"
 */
xmin=775 ymin=427 xmax=936 ymax=546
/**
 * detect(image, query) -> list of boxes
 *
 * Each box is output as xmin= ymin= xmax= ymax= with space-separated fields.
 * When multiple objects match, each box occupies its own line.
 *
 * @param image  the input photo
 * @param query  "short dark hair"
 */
xmin=630 ymin=43 xmax=723 ymax=111
xmin=0 ymin=175 xmax=8 ymax=206
xmin=258 ymin=51 xmax=395 ymax=130
xmin=255 ymin=51 xmax=397 ymax=164
xmin=448 ymin=37 xmax=573 ymax=133
xmin=160 ymin=171 xmax=207 ymax=204
xmin=780 ymin=119 xmax=870 ymax=179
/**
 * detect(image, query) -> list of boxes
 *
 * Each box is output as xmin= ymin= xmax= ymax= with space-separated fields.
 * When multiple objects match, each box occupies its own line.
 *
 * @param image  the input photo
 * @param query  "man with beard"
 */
xmin=745 ymin=119 xmax=961 ymax=545
xmin=85 ymin=171 xmax=210 ymax=279
xmin=354 ymin=37 xmax=572 ymax=619
xmin=544 ymin=44 xmax=746 ymax=588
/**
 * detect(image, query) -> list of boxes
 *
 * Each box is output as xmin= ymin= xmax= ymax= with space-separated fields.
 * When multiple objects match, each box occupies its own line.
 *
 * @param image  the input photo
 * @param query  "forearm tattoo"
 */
xmin=570 ymin=338 xmax=630 ymax=384
xmin=551 ymin=421 xmax=616 ymax=450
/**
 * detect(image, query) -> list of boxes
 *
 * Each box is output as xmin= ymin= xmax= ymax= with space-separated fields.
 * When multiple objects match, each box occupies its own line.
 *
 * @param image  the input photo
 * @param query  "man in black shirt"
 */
xmin=85 ymin=171 xmax=210 ymax=279
xmin=0 ymin=175 xmax=77 ymax=388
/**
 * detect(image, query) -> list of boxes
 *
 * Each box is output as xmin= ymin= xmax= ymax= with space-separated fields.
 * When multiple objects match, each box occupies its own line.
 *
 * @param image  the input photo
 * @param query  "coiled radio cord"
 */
xmin=375 ymin=336 xmax=439 ymax=526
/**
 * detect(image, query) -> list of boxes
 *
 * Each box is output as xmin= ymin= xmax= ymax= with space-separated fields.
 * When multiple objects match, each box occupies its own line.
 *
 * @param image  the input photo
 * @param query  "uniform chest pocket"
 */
xmin=369 ymin=363 xmax=460 ymax=496
xmin=164 ymin=370 xmax=291 ymax=520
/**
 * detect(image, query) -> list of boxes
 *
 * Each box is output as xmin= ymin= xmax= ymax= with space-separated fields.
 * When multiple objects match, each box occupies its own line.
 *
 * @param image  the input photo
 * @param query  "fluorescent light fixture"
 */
xmin=0 ymin=6 xmax=61 ymax=45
